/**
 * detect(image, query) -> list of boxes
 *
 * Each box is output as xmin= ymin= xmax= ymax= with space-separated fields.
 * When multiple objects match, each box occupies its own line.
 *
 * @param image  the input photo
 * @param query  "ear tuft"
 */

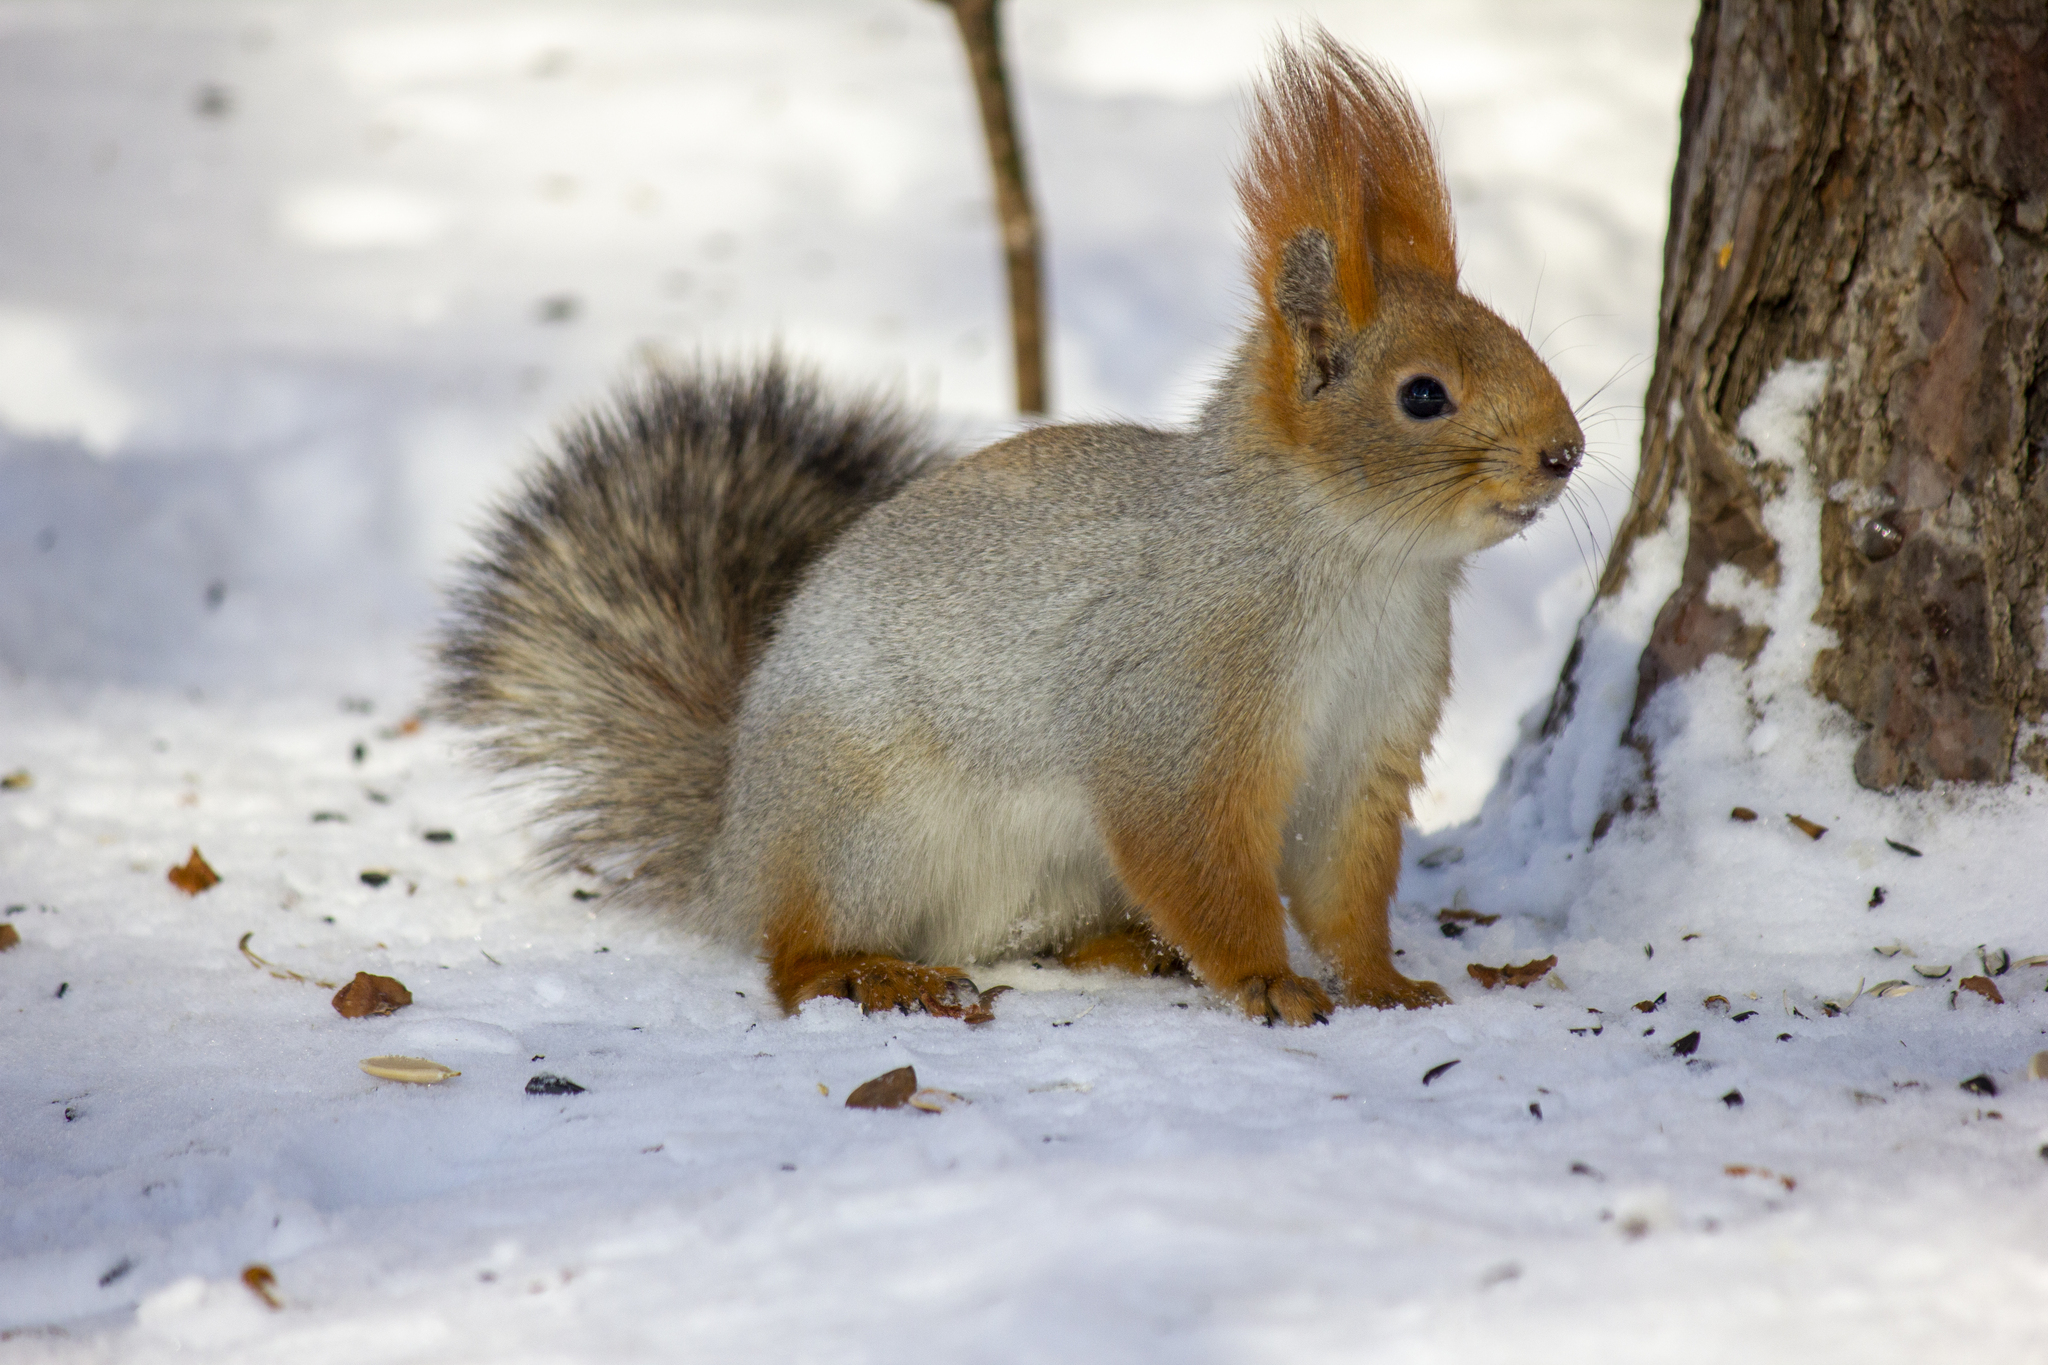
xmin=1237 ymin=28 xmax=1457 ymax=331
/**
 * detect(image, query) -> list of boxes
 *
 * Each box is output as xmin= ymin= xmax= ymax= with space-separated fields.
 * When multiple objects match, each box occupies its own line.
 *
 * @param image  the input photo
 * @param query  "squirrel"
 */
xmin=439 ymin=31 xmax=1583 ymax=1027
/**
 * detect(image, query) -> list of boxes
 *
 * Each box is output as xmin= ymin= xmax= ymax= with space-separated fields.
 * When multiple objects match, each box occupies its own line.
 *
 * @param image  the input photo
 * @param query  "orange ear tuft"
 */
xmin=1237 ymin=29 xmax=1456 ymax=338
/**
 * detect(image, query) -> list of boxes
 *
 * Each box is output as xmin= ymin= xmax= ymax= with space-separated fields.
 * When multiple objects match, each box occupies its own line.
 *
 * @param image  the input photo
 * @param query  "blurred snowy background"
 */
xmin=0 ymin=0 xmax=1683 ymax=826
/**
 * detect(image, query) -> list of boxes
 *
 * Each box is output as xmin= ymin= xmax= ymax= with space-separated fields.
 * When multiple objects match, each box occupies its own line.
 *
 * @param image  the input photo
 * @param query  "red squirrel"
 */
xmin=441 ymin=31 xmax=1583 ymax=1026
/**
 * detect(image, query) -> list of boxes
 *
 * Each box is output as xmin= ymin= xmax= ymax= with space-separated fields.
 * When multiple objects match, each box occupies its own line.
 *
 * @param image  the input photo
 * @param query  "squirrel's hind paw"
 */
xmin=1231 ymin=973 xmax=1334 ymax=1027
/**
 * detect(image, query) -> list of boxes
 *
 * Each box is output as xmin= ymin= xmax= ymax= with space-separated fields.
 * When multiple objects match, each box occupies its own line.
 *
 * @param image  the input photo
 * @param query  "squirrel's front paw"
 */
xmin=1346 ymin=973 xmax=1450 ymax=1011
xmin=1231 ymin=973 xmax=1333 ymax=1027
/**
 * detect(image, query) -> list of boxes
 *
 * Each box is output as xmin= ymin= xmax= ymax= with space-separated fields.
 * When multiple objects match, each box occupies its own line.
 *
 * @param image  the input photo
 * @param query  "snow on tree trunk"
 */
xmin=1578 ymin=0 xmax=2048 ymax=792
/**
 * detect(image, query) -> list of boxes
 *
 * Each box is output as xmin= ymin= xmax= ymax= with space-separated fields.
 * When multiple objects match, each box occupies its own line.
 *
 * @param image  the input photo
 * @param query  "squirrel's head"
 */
xmin=1237 ymin=31 xmax=1584 ymax=554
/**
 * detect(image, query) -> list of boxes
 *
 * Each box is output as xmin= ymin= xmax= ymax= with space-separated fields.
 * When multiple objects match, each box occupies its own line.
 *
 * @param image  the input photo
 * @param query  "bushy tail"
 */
xmin=438 ymin=358 xmax=944 ymax=918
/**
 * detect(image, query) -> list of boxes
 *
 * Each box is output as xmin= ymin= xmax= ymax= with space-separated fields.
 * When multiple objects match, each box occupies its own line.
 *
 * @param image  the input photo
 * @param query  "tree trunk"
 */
xmin=1588 ymin=0 xmax=2048 ymax=789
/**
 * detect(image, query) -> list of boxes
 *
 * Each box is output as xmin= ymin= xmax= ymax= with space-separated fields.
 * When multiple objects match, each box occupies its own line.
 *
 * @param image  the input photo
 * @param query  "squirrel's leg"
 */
xmin=761 ymin=874 xmax=984 ymax=1020
xmin=1100 ymin=771 xmax=1332 ymax=1026
xmin=1289 ymin=753 xmax=1449 ymax=1010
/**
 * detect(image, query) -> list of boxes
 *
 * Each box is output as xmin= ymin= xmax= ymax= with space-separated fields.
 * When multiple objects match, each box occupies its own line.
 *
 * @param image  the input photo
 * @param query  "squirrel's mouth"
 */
xmin=1493 ymin=500 xmax=1547 ymax=529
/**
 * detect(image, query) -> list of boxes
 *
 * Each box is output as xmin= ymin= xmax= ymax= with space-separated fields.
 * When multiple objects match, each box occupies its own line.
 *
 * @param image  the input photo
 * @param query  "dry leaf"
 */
xmin=0 ymin=923 xmax=18 ymax=952
xmin=1729 ymin=806 xmax=1757 ymax=822
xmin=331 ymin=971 xmax=413 ymax=1018
xmin=845 ymin=1065 xmax=917 ymax=1110
xmin=167 ymin=847 xmax=220 ymax=895
xmin=359 ymin=1055 xmax=460 ymax=1083
xmin=1466 ymin=955 xmax=1557 ymax=990
xmin=1786 ymin=815 xmax=1827 ymax=840
xmin=241 ymin=1264 xmax=283 ymax=1310
xmin=1958 ymin=975 xmax=2004 ymax=1005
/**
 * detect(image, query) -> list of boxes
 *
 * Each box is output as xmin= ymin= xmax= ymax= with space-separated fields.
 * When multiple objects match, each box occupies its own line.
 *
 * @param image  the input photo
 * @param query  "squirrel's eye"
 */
xmin=1399 ymin=375 xmax=1451 ymax=419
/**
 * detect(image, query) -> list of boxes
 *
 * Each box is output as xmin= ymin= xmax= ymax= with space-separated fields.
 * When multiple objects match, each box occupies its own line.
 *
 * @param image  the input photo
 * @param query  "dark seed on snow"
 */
xmin=359 ymin=870 xmax=391 ymax=888
xmin=423 ymin=830 xmax=454 ymax=843
xmin=525 ymin=1073 xmax=585 ymax=1096
xmin=1528 ymin=1102 xmax=1542 ymax=1120
xmin=312 ymin=811 xmax=347 ymax=823
xmin=1721 ymin=1090 xmax=1744 ymax=1108
xmin=99 ymin=1256 xmax=135 ymax=1288
xmin=55 ymin=982 xmax=68 ymax=999
xmin=1960 ymin=1074 xmax=1998 ymax=1097
xmin=1421 ymin=1060 xmax=1461 ymax=1086
xmin=1732 ymin=1010 xmax=1757 ymax=1022
xmin=1868 ymin=886 xmax=1886 ymax=908
xmin=1885 ymin=839 xmax=1922 ymax=857
xmin=571 ymin=889 xmax=598 ymax=902
xmin=1671 ymin=1031 xmax=1700 ymax=1057
xmin=1776 ymin=1033 xmax=1793 ymax=1041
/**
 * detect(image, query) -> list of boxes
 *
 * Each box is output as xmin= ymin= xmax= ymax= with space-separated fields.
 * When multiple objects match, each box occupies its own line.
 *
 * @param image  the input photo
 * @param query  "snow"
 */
xmin=6 ymin=3 xmax=2048 ymax=1361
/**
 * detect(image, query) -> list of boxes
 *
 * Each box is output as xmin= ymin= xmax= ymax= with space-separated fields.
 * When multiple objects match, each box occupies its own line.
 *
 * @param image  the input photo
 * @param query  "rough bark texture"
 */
xmin=1595 ymin=0 xmax=2048 ymax=788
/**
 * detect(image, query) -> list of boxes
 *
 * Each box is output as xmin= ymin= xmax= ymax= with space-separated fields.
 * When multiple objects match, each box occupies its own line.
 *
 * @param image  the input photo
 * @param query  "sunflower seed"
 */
xmin=1912 ymin=964 xmax=1951 ymax=980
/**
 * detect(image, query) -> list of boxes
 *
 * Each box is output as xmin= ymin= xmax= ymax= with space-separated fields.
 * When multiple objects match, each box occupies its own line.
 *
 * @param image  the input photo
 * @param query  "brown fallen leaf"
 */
xmin=1786 ymin=814 xmax=1827 ymax=840
xmin=1466 ymin=955 xmax=1558 ymax=990
xmin=1729 ymin=806 xmax=1757 ymax=822
xmin=241 ymin=1264 xmax=283 ymax=1310
xmin=167 ymin=847 xmax=220 ymax=895
xmin=0 ymin=923 xmax=18 ymax=952
xmin=1957 ymin=975 xmax=2004 ymax=1005
xmin=332 ymin=971 xmax=413 ymax=1018
xmin=845 ymin=1065 xmax=917 ymax=1110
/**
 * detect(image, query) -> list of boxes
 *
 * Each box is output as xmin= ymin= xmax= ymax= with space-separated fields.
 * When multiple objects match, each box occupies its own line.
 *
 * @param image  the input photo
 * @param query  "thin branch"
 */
xmin=931 ymin=0 xmax=1048 ymax=414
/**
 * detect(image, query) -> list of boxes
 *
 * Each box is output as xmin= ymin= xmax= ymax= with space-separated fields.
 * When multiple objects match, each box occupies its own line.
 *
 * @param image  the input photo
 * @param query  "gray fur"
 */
xmin=437 ymin=357 xmax=944 ymax=919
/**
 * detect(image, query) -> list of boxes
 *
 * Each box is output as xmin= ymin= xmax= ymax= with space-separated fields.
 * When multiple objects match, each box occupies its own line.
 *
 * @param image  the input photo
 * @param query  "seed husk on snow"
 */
xmin=1670 ymin=1031 xmax=1701 ymax=1057
xmin=2027 ymin=1052 xmax=2048 ymax=1082
xmin=1912 ymin=964 xmax=1951 ymax=979
xmin=1729 ymin=807 xmax=1757 ymax=822
xmin=1978 ymin=946 xmax=2010 ymax=977
xmin=1873 ymin=943 xmax=1910 ymax=958
xmin=1703 ymin=995 xmax=1730 ymax=1013
xmin=1421 ymin=1060 xmax=1461 ymax=1086
xmin=360 ymin=1056 xmax=460 ymax=1084
xmin=1870 ymin=981 xmax=1916 ymax=998
xmin=1786 ymin=814 xmax=1827 ymax=840
xmin=1959 ymin=1074 xmax=1998 ymax=1097
xmin=1884 ymin=839 xmax=1923 ymax=857
xmin=359 ymin=869 xmax=392 ymax=888
xmin=525 ymin=1073 xmax=585 ymax=1096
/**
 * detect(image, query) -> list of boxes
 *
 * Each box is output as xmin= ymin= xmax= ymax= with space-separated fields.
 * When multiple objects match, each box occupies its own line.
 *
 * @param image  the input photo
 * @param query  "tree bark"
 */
xmin=932 ymin=0 xmax=1048 ymax=415
xmin=1589 ymin=0 xmax=2048 ymax=788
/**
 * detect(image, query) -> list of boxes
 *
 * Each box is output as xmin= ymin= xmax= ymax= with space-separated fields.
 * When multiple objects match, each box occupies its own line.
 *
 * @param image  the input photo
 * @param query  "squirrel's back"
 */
xmin=437 ymin=358 xmax=943 ymax=922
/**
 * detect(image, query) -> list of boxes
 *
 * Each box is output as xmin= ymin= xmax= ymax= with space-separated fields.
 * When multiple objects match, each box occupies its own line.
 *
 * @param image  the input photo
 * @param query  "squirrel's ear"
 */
xmin=1274 ymin=228 xmax=1349 ymax=399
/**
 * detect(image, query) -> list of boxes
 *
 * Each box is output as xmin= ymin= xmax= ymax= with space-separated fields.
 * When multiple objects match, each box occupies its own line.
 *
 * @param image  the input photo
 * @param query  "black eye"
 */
xmin=1399 ymin=375 xmax=1450 ymax=419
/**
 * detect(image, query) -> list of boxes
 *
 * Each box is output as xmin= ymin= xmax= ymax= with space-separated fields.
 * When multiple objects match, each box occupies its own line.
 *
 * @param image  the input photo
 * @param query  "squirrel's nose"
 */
xmin=1539 ymin=443 xmax=1583 ymax=479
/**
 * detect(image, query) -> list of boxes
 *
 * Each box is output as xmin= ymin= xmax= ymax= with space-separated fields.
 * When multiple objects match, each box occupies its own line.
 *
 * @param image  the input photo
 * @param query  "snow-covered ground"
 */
xmin=5 ymin=2 xmax=2047 ymax=1360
